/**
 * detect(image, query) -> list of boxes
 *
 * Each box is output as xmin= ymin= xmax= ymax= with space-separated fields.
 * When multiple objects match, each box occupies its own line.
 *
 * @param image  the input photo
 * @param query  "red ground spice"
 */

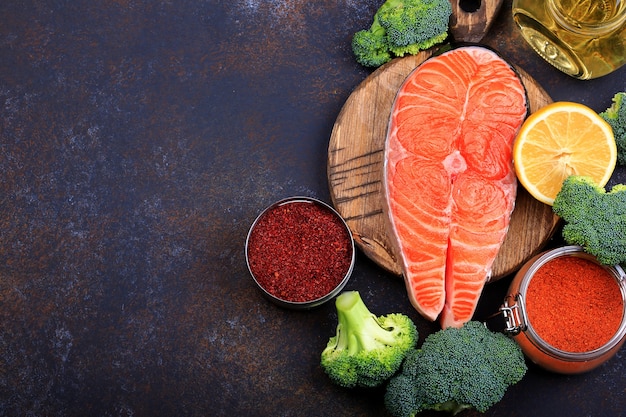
xmin=247 ymin=201 xmax=353 ymax=303
xmin=525 ymin=256 xmax=624 ymax=353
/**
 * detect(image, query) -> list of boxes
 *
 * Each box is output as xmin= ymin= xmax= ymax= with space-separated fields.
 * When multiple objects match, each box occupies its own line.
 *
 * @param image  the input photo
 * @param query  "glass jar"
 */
xmin=499 ymin=246 xmax=626 ymax=374
xmin=512 ymin=0 xmax=626 ymax=79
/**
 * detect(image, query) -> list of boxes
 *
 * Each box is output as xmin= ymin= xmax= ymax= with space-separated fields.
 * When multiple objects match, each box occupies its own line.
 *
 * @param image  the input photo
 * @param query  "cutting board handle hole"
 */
xmin=459 ymin=0 xmax=482 ymax=12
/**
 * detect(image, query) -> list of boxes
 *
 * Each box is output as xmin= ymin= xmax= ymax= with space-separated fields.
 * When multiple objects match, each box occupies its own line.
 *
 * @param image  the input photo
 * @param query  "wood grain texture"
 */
xmin=450 ymin=0 xmax=505 ymax=43
xmin=327 ymin=51 xmax=561 ymax=281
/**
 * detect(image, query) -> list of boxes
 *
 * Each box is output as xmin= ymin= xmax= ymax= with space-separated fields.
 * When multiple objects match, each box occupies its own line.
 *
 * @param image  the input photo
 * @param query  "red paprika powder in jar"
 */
xmin=245 ymin=197 xmax=355 ymax=309
xmin=500 ymin=246 xmax=626 ymax=374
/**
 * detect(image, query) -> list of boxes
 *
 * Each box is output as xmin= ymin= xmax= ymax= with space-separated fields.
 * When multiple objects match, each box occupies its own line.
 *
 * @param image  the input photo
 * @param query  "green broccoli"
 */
xmin=600 ymin=92 xmax=626 ymax=165
xmin=384 ymin=321 xmax=527 ymax=416
xmin=552 ymin=175 xmax=626 ymax=265
xmin=351 ymin=0 xmax=452 ymax=67
xmin=320 ymin=290 xmax=418 ymax=388
xmin=352 ymin=20 xmax=393 ymax=68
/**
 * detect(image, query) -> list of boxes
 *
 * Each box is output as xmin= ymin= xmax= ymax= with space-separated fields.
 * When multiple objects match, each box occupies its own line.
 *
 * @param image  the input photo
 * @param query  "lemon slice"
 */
xmin=513 ymin=101 xmax=616 ymax=205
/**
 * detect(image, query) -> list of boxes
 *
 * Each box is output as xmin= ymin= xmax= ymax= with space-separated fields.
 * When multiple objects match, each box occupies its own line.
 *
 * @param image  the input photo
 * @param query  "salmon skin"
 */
xmin=383 ymin=45 xmax=528 ymax=328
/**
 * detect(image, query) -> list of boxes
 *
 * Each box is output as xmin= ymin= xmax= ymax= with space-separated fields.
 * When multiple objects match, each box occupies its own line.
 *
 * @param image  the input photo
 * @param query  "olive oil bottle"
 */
xmin=512 ymin=0 xmax=626 ymax=79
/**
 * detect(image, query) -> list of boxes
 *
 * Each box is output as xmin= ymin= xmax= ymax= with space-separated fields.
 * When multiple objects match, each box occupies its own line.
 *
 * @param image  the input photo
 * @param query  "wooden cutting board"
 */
xmin=327 ymin=50 xmax=561 ymax=281
xmin=449 ymin=0 xmax=505 ymax=43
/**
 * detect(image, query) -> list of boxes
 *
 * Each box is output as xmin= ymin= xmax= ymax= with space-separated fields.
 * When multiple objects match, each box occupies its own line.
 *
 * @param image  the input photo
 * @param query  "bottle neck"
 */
xmin=547 ymin=0 xmax=626 ymax=35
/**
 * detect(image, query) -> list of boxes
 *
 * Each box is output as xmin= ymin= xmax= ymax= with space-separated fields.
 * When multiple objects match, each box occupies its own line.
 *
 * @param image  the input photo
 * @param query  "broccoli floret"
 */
xmin=385 ymin=321 xmax=527 ymax=416
xmin=552 ymin=175 xmax=626 ymax=265
xmin=352 ymin=21 xmax=393 ymax=68
xmin=320 ymin=291 xmax=418 ymax=388
xmin=377 ymin=0 xmax=452 ymax=56
xmin=600 ymin=92 xmax=626 ymax=165
xmin=351 ymin=0 xmax=452 ymax=67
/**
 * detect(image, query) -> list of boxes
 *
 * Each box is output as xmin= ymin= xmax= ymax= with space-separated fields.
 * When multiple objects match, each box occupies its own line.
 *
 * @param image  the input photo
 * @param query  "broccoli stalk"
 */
xmin=552 ymin=175 xmax=626 ymax=265
xmin=384 ymin=321 xmax=527 ymax=416
xmin=600 ymin=92 xmax=626 ymax=165
xmin=351 ymin=0 xmax=452 ymax=67
xmin=320 ymin=291 xmax=418 ymax=388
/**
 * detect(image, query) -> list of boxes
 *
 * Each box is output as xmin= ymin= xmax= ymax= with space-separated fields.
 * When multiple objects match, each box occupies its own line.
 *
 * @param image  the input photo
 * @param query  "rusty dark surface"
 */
xmin=0 ymin=1 xmax=625 ymax=416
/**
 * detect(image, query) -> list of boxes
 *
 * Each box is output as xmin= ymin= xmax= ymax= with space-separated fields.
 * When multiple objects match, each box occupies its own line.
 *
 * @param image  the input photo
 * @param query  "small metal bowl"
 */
xmin=245 ymin=196 xmax=355 ymax=309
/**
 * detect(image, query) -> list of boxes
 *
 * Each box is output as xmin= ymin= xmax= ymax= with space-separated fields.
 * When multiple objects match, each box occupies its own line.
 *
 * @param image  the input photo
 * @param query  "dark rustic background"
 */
xmin=1 ymin=1 xmax=625 ymax=416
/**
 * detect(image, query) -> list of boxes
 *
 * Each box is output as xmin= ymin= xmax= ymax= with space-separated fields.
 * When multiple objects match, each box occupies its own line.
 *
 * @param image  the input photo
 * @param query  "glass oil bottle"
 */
xmin=512 ymin=0 xmax=626 ymax=79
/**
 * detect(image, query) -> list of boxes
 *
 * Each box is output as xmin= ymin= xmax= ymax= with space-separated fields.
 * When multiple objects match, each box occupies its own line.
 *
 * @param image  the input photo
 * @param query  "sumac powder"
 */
xmin=525 ymin=256 xmax=624 ymax=353
xmin=246 ymin=200 xmax=353 ymax=303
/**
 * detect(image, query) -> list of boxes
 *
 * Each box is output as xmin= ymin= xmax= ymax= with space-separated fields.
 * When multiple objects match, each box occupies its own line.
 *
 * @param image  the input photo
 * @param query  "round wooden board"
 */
xmin=327 ymin=50 xmax=561 ymax=281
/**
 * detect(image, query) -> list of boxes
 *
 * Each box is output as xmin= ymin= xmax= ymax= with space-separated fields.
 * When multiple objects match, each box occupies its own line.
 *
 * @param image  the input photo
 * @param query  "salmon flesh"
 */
xmin=383 ymin=46 xmax=528 ymax=328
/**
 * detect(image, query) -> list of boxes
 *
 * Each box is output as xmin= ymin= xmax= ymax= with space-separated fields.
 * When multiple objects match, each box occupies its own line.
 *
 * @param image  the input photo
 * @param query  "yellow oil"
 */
xmin=513 ymin=0 xmax=626 ymax=79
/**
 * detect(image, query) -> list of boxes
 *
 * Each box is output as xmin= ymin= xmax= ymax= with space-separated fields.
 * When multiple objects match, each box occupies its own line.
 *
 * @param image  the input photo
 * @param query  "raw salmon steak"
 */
xmin=383 ymin=46 xmax=528 ymax=328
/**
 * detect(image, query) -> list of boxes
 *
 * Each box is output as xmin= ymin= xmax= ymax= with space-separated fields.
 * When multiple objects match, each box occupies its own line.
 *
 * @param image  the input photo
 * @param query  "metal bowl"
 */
xmin=245 ymin=196 xmax=355 ymax=309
